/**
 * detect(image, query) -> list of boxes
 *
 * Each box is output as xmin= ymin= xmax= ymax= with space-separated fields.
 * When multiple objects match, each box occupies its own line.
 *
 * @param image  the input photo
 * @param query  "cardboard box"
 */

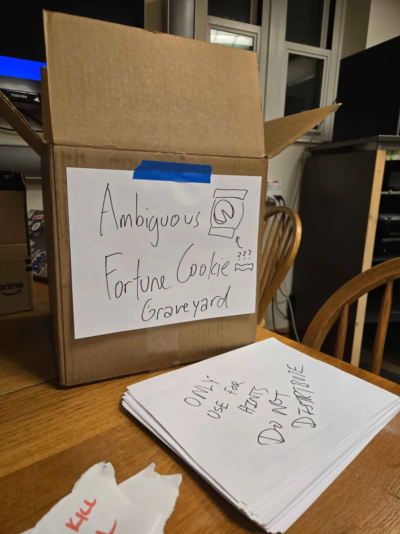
xmin=0 ymin=171 xmax=34 ymax=316
xmin=0 ymin=11 xmax=338 ymax=385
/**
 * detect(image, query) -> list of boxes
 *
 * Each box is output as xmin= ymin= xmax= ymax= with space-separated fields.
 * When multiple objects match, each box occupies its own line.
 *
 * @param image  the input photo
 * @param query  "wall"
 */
xmin=26 ymin=179 xmax=44 ymax=211
xmin=367 ymin=0 xmax=400 ymax=48
xmin=264 ymin=142 xmax=306 ymax=331
xmin=341 ymin=0 xmax=371 ymax=58
xmin=342 ymin=0 xmax=400 ymax=58
xmin=145 ymin=0 xmax=163 ymax=31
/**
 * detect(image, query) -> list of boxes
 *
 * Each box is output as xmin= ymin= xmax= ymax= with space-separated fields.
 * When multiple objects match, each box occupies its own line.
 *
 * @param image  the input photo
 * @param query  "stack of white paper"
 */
xmin=123 ymin=338 xmax=400 ymax=533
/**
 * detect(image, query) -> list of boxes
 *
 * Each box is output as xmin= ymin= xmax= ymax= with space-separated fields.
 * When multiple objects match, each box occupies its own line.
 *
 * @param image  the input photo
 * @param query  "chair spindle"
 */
xmin=261 ymin=214 xmax=284 ymax=292
xmin=334 ymin=303 xmax=349 ymax=361
xmin=371 ymin=278 xmax=393 ymax=375
xmin=264 ymin=216 xmax=291 ymax=291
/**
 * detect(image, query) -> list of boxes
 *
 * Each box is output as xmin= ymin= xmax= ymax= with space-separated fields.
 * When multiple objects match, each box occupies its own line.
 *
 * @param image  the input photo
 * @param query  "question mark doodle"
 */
xmin=237 ymin=250 xmax=252 ymax=262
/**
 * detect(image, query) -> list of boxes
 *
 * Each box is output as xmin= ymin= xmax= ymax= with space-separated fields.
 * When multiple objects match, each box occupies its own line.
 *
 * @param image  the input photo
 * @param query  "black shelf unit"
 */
xmin=361 ymin=158 xmax=400 ymax=379
xmin=293 ymin=136 xmax=400 ymax=377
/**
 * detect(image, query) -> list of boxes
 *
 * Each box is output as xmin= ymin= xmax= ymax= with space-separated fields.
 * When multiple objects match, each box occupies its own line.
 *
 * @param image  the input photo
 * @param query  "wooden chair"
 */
xmin=258 ymin=206 xmax=302 ymax=326
xmin=303 ymin=258 xmax=400 ymax=375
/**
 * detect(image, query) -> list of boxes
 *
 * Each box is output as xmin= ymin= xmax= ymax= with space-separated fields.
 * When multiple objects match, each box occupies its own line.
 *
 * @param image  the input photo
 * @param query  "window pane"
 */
xmin=286 ymin=0 xmax=324 ymax=47
xmin=210 ymin=29 xmax=254 ymax=51
xmin=208 ymin=0 xmax=251 ymax=24
xmin=284 ymin=54 xmax=324 ymax=116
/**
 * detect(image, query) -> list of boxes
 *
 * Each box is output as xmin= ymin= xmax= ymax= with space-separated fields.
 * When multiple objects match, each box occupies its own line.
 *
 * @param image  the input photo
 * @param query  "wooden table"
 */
xmin=1 ymin=283 xmax=400 ymax=533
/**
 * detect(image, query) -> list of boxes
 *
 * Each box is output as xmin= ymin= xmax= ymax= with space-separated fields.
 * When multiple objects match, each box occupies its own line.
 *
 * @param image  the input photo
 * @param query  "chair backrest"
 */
xmin=258 ymin=206 xmax=302 ymax=325
xmin=303 ymin=258 xmax=400 ymax=375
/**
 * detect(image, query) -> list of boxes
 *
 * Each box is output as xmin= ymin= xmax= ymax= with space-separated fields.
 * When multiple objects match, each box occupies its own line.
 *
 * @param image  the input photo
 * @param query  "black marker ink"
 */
xmin=258 ymin=421 xmax=285 ymax=445
xmin=104 ymin=252 xmax=123 ymax=300
xmin=184 ymin=397 xmax=201 ymax=407
xmin=100 ymin=183 xmax=118 ymax=236
xmin=292 ymin=416 xmax=316 ymax=428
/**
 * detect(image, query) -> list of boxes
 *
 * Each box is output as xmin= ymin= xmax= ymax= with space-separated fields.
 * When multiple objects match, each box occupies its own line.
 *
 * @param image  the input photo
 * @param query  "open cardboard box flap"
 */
xmin=0 ymin=11 xmax=339 ymax=385
xmin=0 ymin=89 xmax=339 ymax=165
xmin=0 ymin=12 xmax=338 ymax=161
xmin=264 ymin=105 xmax=340 ymax=158
xmin=42 ymin=11 xmax=265 ymax=158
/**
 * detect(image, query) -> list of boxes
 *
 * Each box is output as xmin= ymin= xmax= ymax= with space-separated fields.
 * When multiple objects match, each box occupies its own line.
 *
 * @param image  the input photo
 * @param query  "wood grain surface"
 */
xmin=0 ymin=282 xmax=57 ymax=396
xmin=1 ymin=283 xmax=400 ymax=533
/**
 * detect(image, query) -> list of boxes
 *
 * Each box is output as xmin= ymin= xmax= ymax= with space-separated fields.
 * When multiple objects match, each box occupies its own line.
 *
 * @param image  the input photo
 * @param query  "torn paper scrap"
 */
xmin=22 ymin=462 xmax=181 ymax=534
xmin=119 ymin=463 xmax=182 ymax=534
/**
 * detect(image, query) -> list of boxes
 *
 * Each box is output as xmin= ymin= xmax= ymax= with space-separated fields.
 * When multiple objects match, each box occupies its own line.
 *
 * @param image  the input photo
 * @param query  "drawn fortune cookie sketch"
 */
xmin=209 ymin=188 xmax=248 ymax=239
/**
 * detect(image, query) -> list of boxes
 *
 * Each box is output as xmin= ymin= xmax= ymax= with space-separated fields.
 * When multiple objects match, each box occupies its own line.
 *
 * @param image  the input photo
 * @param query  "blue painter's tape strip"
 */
xmin=133 ymin=160 xmax=212 ymax=183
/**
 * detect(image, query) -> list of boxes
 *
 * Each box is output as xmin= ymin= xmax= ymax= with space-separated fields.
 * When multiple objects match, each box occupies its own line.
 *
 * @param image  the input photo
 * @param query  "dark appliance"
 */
xmin=333 ymin=36 xmax=400 ymax=142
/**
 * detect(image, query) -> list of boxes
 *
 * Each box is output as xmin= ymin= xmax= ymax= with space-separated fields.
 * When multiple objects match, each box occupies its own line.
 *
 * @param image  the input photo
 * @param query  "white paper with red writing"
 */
xmin=23 ymin=462 xmax=181 ymax=534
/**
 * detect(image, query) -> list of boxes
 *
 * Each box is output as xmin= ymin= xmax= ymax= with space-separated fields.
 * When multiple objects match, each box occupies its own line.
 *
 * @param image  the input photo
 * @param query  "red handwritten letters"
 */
xmin=65 ymin=499 xmax=117 ymax=533
xmin=65 ymin=499 xmax=97 ymax=532
xmin=96 ymin=520 xmax=118 ymax=534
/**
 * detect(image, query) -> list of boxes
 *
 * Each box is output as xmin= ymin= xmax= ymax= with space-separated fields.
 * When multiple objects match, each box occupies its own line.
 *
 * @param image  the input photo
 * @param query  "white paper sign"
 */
xmin=66 ymin=168 xmax=261 ymax=339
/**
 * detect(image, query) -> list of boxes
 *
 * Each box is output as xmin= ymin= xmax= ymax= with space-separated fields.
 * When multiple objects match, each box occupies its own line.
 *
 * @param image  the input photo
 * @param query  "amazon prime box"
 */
xmin=0 ymin=171 xmax=33 ymax=315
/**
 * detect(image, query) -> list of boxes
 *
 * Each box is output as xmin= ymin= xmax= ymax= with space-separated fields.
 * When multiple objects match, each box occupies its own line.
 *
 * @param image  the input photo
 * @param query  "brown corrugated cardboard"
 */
xmin=264 ymin=105 xmax=340 ymax=158
xmin=0 ymin=191 xmax=27 ymax=247
xmin=0 ymin=12 xmax=338 ymax=385
xmin=42 ymin=10 xmax=265 ymax=158
xmin=0 ymin=172 xmax=34 ymax=316
xmin=47 ymin=147 xmax=266 ymax=384
xmin=0 ymin=257 xmax=33 ymax=315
